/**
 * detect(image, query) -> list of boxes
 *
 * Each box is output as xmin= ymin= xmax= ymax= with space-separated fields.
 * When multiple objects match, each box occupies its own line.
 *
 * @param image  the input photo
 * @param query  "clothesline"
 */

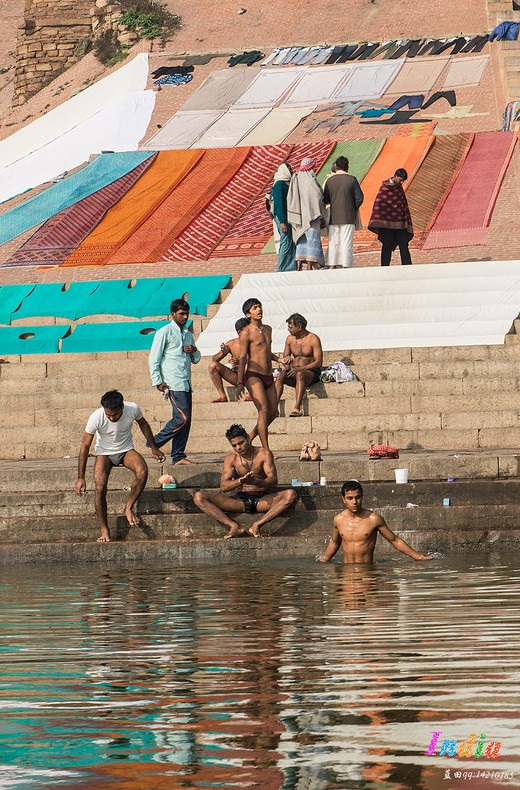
xmin=259 ymin=35 xmax=489 ymax=68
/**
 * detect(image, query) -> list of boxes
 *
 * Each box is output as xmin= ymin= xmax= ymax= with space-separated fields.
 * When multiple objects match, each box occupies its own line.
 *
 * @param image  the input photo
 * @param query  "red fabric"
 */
xmin=163 ymin=145 xmax=291 ymax=262
xmin=368 ymin=180 xmax=414 ymax=238
xmin=368 ymin=445 xmax=399 ymax=459
xmin=423 ymin=131 xmax=517 ymax=249
xmin=211 ymin=141 xmax=334 ymax=258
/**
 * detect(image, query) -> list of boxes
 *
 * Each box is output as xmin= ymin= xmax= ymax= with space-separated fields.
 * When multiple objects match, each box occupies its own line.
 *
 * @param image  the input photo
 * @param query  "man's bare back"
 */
xmin=318 ymin=482 xmax=433 ymax=564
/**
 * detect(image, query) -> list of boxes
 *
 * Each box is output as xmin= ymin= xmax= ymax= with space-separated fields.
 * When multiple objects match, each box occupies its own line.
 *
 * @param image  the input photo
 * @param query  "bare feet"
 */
xmin=125 ymin=506 xmax=141 ymax=527
xmin=173 ymin=458 xmax=197 ymax=465
xmin=211 ymin=397 xmax=227 ymax=403
xmin=224 ymin=525 xmax=247 ymax=539
xmin=248 ymin=523 xmax=262 ymax=538
xmin=97 ymin=530 xmax=110 ymax=543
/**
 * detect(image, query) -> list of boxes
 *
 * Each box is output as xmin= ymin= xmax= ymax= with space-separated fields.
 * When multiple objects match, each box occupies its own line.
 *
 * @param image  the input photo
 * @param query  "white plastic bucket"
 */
xmin=394 ymin=468 xmax=409 ymax=484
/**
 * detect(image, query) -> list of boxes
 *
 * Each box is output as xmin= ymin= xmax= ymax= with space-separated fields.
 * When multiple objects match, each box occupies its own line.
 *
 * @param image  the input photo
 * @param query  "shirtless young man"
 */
xmin=193 ymin=423 xmax=297 ymax=539
xmin=275 ymin=313 xmax=323 ymax=417
xmin=317 ymin=480 xmax=433 ymax=564
xmin=208 ymin=318 xmax=250 ymax=403
xmin=76 ymin=390 xmax=165 ymax=542
xmin=236 ymin=298 xmax=285 ymax=450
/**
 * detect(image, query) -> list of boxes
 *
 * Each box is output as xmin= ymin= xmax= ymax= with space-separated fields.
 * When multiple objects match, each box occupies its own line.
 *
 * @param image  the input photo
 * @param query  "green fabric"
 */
xmin=0 ymin=325 xmax=69 ymax=355
xmin=261 ymin=140 xmax=384 ymax=253
xmin=316 ymin=138 xmax=385 ymax=185
xmin=61 ymin=321 xmax=169 ymax=353
xmin=0 ymin=284 xmax=36 ymax=323
xmin=11 ymin=282 xmax=98 ymax=321
xmin=86 ymin=278 xmax=166 ymax=319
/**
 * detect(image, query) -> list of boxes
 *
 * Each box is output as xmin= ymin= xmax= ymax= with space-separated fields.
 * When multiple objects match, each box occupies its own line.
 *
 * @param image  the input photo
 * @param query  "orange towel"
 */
xmin=107 ymin=147 xmax=250 ymax=265
xmin=62 ymin=150 xmax=201 ymax=268
xmin=359 ymin=135 xmax=433 ymax=227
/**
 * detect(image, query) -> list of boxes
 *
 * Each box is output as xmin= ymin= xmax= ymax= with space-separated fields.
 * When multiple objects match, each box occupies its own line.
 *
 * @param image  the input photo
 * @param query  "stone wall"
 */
xmin=13 ymin=0 xmax=92 ymax=106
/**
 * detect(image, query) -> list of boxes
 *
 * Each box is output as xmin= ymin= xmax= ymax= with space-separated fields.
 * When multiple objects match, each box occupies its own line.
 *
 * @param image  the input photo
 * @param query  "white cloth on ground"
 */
xmin=0 ymin=91 xmax=156 ymax=204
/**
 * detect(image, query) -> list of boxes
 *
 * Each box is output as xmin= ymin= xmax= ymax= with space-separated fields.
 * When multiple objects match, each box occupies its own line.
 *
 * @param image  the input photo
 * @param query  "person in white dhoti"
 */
xmin=323 ymin=156 xmax=364 ymax=268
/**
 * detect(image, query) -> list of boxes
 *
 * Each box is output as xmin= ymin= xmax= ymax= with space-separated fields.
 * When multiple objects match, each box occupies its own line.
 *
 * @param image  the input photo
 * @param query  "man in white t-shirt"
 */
xmin=75 ymin=389 xmax=165 ymax=542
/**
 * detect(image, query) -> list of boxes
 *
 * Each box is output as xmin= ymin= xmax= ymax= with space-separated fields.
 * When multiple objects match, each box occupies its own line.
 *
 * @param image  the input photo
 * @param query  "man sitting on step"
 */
xmin=208 ymin=317 xmax=250 ymax=402
xmin=193 ymin=423 xmax=297 ymax=539
xmin=275 ymin=313 xmax=323 ymax=417
xmin=75 ymin=390 xmax=165 ymax=543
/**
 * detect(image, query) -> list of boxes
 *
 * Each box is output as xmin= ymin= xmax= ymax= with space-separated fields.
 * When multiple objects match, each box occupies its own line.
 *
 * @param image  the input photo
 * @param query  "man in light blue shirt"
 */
xmin=149 ymin=298 xmax=201 ymax=464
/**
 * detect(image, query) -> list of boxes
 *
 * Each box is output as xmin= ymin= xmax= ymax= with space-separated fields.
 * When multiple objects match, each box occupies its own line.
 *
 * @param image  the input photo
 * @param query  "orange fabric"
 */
xmin=107 ymin=147 xmax=250 ymax=265
xmin=62 ymin=150 xmax=201 ymax=268
xmin=358 ymin=135 xmax=433 ymax=226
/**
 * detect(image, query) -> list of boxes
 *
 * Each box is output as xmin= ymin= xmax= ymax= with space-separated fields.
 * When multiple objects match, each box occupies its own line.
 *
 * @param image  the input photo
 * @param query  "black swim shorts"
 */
xmin=236 ymin=491 xmax=264 ymax=514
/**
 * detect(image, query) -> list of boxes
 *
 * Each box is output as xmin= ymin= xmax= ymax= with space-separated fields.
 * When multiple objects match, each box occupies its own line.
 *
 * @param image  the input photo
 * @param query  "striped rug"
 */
xmin=163 ymin=145 xmax=291 ymax=262
xmin=106 ymin=147 xmax=249 ymax=265
xmin=210 ymin=141 xmax=334 ymax=258
xmin=63 ymin=150 xmax=202 ymax=268
xmin=4 ymin=156 xmax=156 ymax=268
xmin=423 ymin=131 xmax=517 ymax=249
xmin=405 ymin=133 xmax=473 ymax=247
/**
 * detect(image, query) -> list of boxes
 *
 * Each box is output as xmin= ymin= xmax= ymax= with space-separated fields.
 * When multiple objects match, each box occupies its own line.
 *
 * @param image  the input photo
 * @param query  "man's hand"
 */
xmin=156 ymin=383 xmax=169 ymax=393
xmin=239 ymin=471 xmax=254 ymax=484
xmin=220 ymin=342 xmax=229 ymax=353
xmin=151 ymin=447 xmax=166 ymax=463
xmin=286 ymin=367 xmax=297 ymax=379
xmin=183 ymin=344 xmax=197 ymax=354
xmin=416 ymin=554 xmax=434 ymax=561
xmin=236 ymin=383 xmax=246 ymax=400
xmin=75 ymin=478 xmax=86 ymax=496
xmin=280 ymin=222 xmax=288 ymax=234
xmin=316 ymin=554 xmax=328 ymax=563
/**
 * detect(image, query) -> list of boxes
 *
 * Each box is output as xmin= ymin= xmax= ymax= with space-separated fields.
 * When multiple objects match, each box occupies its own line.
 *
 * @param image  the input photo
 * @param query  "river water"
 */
xmin=0 ymin=553 xmax=519 ymax=789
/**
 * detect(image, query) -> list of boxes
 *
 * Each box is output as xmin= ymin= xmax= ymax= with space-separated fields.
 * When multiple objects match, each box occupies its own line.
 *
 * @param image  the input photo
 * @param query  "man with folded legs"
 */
xmin=275 ymin=313 xmax=323 ymax=417
xmin=193 ymin=424 xmax=297 ymax=539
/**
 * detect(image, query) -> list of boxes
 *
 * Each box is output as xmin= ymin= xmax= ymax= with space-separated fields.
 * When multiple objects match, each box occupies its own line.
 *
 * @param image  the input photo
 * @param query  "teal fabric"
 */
xmin=61 ymin=321 xmax=169 ymax=353
xmin=11 ymin=282 xmax=98 ymax=321
xmin=0 ymin=152 xmax=154 ymax=245
xmin=144 ymin=275 xmax=231 ymax=316
xmin=0 ymin=284 xmax=36 ymax=323
xmin=87 ymin=278 xmax=166 ymax=318
xmin=0 ymin=325 xmax=69 ymax=355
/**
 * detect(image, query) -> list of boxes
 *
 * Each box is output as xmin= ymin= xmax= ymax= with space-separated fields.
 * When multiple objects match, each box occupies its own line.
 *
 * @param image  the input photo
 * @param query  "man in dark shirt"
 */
xmin=323 ymin=156 xmax=364 ymax=268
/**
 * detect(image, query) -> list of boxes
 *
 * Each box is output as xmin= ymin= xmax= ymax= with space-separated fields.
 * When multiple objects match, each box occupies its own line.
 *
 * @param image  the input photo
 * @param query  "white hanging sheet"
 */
xmin=196 ymin=261 xmax=520 ymax=353
xmin=240 ymin=106 xmax=316 ymax=144
xmin=193 ymin=107 xmax=271 ymax=148
xmin=232 ymin=68 xmax=306 ymax=108
xmin=142 ymin=110 xmax=223 ymax=150
xmin=280 ymin=66 xmax=353 ymax=107
xmin=181 ymin=68 xmax=260 ymax=111
xmin=0 ymin=54 xmax=149 ymax=170
xmin=332 ymin=60 xmax=405 ymax=101
xmin=0 ymin=91 xmax=155 ymax=204
xmin=385 ymin=56 xmax=450 ymax=95
xmin=442 ymin=55 xmax=489 ymax=89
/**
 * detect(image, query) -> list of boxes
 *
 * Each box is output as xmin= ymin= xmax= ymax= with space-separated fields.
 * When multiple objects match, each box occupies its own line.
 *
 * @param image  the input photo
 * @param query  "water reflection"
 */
xmin=0 ymin=554 xmax=518 ymax=789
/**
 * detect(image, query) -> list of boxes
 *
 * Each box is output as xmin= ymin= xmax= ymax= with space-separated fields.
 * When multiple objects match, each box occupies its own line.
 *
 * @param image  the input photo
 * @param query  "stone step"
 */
xmin=5 ymin=526 xmax=519 ymax=566
xmin=1 ymin=502 xmax=519 ymax=545
xmin=0 ymin=454 xmax=511 ymax=493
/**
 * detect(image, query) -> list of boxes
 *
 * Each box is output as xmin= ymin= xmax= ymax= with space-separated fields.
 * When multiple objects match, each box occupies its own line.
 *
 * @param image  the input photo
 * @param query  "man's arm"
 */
xmin=76 ymin=432 xmax=94 ymax=495
xmin=212 ymin=341 xmax=232 ymax=364
xmin=136 ymin=417 xmax=166 ymax=462
xmin=250 ymin=449 xmax=278 ymax=491
xmin=378 ymin=522 xmax=433 ymax=561
xmin=220 ymin=453 xmax=253 ymax=493
xmin=353 ymin=177 xmax=364 ymax=208
xmin=149 ymin=326 xmax=169 ymax=389
xmin=236 ymin=327 xmax=251 ymax=399
xmin=317 ymin=524 xmax=342 ymax=562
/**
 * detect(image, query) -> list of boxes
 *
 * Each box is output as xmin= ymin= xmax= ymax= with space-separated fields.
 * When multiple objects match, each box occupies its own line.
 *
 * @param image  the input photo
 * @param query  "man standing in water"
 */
xmin=236 ymin=298 xmax=285 ymax=450
xmin=76 ymin=389 xmax=165 ymax=542
xmin=193 ymin=424 xmax=297 ymax=538
xmin=275 ymin=313 xmax=323 ymax=417
xmin=317 ymin=480 xmax=433 ymax=563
